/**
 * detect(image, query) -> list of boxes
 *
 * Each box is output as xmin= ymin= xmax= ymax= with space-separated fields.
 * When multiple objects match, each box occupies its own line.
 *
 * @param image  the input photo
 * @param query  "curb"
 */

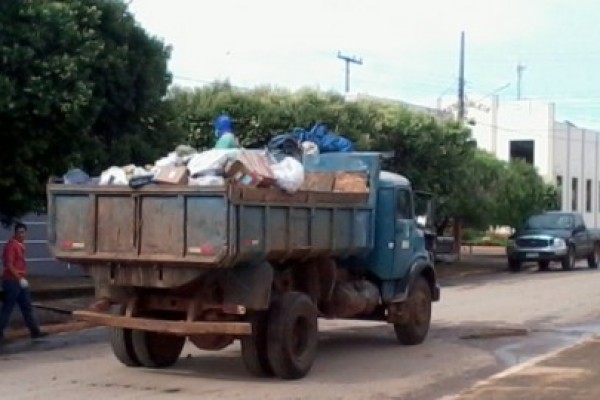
xmin=1 ymin=284 xmax=95 ymax=302
xmin=4 ymin=320 xmax=100 ymax=341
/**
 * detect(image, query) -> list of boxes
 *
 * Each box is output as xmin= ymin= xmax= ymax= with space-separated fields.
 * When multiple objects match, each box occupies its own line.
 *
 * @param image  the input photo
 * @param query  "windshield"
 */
xmin=525 ymin=214 xmax=573 ymax=230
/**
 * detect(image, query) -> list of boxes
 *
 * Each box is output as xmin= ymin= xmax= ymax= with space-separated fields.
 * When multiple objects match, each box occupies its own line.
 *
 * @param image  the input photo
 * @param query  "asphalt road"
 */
xmin=2 ymin=262 xmax=600 ymax=400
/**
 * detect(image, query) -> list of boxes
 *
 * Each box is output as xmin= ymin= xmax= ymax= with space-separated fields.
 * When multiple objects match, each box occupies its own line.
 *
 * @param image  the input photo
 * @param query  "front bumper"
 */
xmin=507 ymin=247 xmax=568 ymax=262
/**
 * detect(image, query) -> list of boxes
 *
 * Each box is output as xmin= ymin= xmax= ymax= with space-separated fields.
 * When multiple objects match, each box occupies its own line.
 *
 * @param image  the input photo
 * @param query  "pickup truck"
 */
xmin=47 ymin=152 xmax=440 ymax=380
xmin=506 ymin=211 xmax=600 ymax=272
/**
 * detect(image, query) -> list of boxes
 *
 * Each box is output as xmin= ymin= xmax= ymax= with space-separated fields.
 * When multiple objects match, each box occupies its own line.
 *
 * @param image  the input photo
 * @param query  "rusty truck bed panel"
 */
xmin=48 ymin=183 xmax=375 ymax=267
xmin=48 ymin=185 xmax=230 ymax=265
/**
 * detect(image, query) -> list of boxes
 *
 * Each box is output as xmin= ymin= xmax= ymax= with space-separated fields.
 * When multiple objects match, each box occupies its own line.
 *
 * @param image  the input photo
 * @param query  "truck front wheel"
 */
xmin=267 ymin=292 xmax=318 ymax=380
xmin=130 ymin=330 xmax=185 ymax=368
xmin=394 ymin=277 xmax=432 ymax=345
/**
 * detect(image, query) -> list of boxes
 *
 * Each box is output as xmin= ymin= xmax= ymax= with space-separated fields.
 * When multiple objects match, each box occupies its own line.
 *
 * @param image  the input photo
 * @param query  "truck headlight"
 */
xmin=552 ymin=238 xmax=566 ymax=249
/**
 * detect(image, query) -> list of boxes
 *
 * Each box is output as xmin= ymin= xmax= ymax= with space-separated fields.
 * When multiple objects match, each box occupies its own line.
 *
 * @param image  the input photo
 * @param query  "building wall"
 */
xmin=0 ymin=214 xmax=86 ymax=277
xmin=458 ymin=97 xmax=600 ymax=228
xmin=552 ymin=122 xmax=600 ymax=228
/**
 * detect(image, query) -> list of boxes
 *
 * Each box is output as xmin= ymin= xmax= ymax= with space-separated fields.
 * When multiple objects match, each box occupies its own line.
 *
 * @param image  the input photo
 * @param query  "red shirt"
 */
xmin=2 ymin=238 xmax=26 ymax=280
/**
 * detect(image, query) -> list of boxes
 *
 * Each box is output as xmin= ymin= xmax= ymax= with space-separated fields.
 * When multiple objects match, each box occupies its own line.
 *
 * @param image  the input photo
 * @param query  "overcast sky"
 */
xmin=129 ymin=0 xmax=600 ymax=129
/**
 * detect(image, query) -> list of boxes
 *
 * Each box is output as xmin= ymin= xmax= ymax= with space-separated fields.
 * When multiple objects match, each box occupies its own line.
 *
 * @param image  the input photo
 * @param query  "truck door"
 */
xmin=395 ymin=188 xmax=416 ymax=273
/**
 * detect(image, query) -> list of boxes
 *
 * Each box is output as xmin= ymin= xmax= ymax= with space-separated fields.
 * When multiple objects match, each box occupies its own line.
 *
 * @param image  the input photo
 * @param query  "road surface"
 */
xmin=2 ymin=264 xmax=600 ymax=400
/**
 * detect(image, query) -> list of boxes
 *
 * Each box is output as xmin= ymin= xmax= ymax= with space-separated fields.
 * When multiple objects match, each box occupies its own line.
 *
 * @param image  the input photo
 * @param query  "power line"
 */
xmin=337 ymin=52 xmax=363 ymax=93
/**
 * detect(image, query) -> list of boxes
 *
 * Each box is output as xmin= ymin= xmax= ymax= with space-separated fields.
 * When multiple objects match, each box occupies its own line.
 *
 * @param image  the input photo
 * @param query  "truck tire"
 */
xmin=110 ymin=327 xmax=141 ymax=367
xmin=267 ymin=292 xmax=318 ymax=380
xmin=394 ymin=276 xmax=432 ymax=345
xmin=587 ymin=244 xmax=599 ymax=269
xmin=562 ymin=246 xmax=576 ymax=271
xmin=508 ymin=258 xmax=522 ymax=272
xmin=241 ymin=311 xmax=273 ymax=377
xmin=131 ymin=330 xmax=185 ymax=368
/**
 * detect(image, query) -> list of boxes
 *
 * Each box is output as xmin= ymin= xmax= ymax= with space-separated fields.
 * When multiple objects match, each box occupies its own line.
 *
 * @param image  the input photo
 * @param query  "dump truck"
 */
xmin=47 ymin=152 xmax=439 ymax=380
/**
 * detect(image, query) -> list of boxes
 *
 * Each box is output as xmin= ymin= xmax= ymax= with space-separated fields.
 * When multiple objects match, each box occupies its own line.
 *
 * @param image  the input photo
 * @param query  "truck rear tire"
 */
xmin=394 ymin=277 xmax=432 ymax=346
xmin=241 ymin=311 xmax=273 ymax=377
xmin=267 ymin=292 xmax=318 ymax=380
xmin=110 ymin=327 xmax=141 ymax=367
xmin=131 ymin=330 xmax=185 ymax=368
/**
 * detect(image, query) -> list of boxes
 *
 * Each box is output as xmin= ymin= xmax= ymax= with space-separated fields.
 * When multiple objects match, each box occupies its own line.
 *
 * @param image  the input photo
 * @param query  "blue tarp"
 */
xmin=269 ymin=123 xmax=355 ymax=155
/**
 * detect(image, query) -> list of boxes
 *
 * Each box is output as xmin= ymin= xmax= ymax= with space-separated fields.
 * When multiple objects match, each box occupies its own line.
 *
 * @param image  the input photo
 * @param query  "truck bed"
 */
xmin=47 ymin=183 xmax=375 ymax=267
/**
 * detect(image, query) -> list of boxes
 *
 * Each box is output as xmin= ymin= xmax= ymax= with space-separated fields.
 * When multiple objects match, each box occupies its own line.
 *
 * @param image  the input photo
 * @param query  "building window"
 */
xmin=586 ymin=179 xmax=592 ymax=212
xmin=509 ymin=140 xmax=535 ymax=165
xmin=556 ymin=175 xmax=563 ymax=209
xmin=572 ymin=178 xmax=578 ymax=211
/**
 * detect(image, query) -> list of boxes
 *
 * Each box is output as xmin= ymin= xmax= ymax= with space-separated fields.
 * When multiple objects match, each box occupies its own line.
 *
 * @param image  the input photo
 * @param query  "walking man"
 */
xmin=0 ymin=223 xmax=46 ymax=341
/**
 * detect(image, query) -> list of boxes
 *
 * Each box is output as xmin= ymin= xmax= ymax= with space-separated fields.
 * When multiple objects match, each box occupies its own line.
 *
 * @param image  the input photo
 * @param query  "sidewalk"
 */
xmin=454 ymin=336 xmax=600 ymax=400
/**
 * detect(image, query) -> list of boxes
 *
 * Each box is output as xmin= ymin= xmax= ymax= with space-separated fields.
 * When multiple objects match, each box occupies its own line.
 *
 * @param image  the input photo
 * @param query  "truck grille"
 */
xmin=516 ymin=238 xmax=550 ymax=248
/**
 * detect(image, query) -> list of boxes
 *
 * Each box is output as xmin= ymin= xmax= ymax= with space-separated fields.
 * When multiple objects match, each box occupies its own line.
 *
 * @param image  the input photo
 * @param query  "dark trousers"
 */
xmin=0 ymin=279 xmax=41 ymax=337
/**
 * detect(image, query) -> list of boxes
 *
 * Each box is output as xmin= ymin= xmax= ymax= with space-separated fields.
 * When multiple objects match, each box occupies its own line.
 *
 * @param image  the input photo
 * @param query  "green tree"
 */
xmin=0 ymin=0 xmax=177 ymax=222
xmin=493 ymin=160 xmax=560 ymax=228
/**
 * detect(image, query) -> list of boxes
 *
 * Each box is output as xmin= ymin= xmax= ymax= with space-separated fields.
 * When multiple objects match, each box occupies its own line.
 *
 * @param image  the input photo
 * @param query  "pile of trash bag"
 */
xmin=269 ymin=123 xmax=354 ymax=155
xmin=58 ymin=125 xmax=355 ymax=194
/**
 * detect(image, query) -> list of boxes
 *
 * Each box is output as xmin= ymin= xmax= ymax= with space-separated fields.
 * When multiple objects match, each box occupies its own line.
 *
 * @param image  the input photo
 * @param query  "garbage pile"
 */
xmin=58 ymin=124 xmax=362 ymax=196
xmin=59 ymin=144 xmax=309 ymax=194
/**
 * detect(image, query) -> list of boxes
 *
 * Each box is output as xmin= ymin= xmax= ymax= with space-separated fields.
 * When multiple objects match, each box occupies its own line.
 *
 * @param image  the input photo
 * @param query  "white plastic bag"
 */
xmin=155 ymin=151 xmax=181 ymax=168
xmin=188 ymin=175 xmax=226 ymax=186
xmin=271 ymin=156 xmax=305 ymax=193
xmin=187 ymin=149 xmax=239 ymax=177
xmin=99 ymin=166 xmax=128 ymax=185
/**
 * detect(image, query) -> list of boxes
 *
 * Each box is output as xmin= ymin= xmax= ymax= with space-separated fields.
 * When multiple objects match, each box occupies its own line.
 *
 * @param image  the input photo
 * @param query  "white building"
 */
xmin=453 ymin=96 xmax=600 ymax=228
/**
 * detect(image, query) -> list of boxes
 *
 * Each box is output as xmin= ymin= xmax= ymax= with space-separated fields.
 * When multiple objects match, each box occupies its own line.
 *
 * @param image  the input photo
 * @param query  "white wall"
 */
xmin=552 ymin=122 xmax=600 ymax=228
xmin=452 ymin=96 xmax=600 ymax=228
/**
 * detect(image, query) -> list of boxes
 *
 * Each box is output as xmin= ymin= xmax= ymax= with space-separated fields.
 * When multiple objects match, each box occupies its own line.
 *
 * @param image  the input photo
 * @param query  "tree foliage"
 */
xmin=166 ymin=83 xmax=559 ymax=230
xmin=0 ymin=0 xmax=177 ymax=221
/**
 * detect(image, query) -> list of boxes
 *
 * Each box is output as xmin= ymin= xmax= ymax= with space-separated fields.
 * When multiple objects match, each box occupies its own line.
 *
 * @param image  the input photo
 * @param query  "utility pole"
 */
xmin=457 ymin=31 xmax=466 ymax=121
xmin=516 ymin=63 xmax=526 ymax=100
xmin=337 ymin=51 xmax=363 ymax=93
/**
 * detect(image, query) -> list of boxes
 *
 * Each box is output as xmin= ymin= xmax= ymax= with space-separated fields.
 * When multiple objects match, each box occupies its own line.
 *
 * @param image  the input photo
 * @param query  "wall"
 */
xmin=552 ymin=122 xmax=600 ymax=228
xmin=0 ymin=214 xmax=86 ymax=277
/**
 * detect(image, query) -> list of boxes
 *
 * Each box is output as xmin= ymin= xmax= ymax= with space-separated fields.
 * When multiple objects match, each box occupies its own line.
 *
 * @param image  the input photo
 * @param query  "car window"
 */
xmin=397 ymin=189 xmax=414 ymax=220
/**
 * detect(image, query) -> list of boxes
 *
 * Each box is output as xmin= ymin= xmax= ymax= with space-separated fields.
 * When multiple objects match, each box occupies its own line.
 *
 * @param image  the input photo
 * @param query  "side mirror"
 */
xmin=416 ymin=215 xmax=427 ymax=228
xmin=574 ymin=224 xmax=586 ymax=233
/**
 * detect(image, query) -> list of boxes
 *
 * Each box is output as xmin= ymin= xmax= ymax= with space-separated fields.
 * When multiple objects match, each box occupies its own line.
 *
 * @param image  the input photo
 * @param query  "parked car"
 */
xmin=506 ymin=211 xmax=600 ymax=272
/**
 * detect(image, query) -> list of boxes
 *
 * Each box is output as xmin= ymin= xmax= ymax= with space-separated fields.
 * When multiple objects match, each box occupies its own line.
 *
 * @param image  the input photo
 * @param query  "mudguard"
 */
xmin=221 ymin=261 xmax=274 ymax=310
xmin=383 ymin=259 xmax=440 ymax=303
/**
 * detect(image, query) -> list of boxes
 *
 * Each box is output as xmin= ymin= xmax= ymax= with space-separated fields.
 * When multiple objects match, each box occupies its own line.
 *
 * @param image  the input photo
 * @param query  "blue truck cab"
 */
xmin=47 ymin=151 xmax=439 ymax=380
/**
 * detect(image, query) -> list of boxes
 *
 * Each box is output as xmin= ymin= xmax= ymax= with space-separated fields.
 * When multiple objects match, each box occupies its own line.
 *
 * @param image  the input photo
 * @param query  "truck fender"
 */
xmin=221 ymin=260 xmax=273 ymax=311
xmin=391 ymin=259 xmax=440 ymax=303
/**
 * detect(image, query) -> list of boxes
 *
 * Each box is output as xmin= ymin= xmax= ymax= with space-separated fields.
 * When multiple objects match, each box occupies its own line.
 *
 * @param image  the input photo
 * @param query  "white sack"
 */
xmin=99 ymin=166 xmax=128 ymax=185
xmin=271 ymin=156 xmax=305 ymax=193
xmin=187 ymin=149 xmax=239 ymax=177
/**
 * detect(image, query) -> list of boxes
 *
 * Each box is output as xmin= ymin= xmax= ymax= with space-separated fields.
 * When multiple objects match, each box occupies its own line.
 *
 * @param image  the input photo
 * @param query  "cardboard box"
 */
xmin=226 ymin=150 xmax=276 ymax=188
xmin=333 ymin=172 xmax=368 ymax=193
xmin=154 ymin=166 xmax=188 ymax=185
xmin=300 ymin=172 xmax=335 ymax=192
